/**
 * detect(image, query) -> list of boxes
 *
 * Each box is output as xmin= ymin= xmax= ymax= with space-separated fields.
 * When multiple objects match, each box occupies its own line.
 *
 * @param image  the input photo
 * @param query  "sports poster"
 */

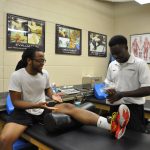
xmin=7 ymin=13 xmax=45 ymax=51
xmin=55 ymin=24 xmax=82 ymax=55
xmin=88 ymin=31 xmax=107 ymax=57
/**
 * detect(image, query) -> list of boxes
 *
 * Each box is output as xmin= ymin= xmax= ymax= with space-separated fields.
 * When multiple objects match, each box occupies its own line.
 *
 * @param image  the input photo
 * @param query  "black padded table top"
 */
xmin=26 ymin=123 xmax=150 ymax=150
xmin=87 ymin=96 xmax=150 ymax=111
xmin=0 ymin=111 xmax=150 ymax=150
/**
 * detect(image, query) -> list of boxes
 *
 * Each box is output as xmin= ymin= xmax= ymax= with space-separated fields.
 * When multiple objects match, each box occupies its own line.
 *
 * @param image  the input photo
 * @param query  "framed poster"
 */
xmin=88 ymin=31 xmax=107 ymax=57
xmin=55 ymin=24 xmax=82 ymax=55
xmin=7 ymin=13 xmax=45 ymax=51
xmin=130 ymin=33 xmax=150 ymax=63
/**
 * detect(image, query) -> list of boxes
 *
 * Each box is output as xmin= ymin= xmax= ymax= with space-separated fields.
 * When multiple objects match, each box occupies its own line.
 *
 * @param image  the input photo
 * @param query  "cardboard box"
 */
xmin=82 ymin=76 xmax=102 ymax=89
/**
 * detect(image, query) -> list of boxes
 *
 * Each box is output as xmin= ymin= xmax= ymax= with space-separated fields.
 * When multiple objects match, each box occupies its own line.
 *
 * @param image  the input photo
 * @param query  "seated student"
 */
xmin=0 ymin=47 xmax=62 ymax=150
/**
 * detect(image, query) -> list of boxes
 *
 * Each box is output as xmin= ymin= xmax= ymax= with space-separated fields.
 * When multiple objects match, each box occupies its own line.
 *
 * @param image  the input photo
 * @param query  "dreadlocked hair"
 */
xmin=15 ymin=47 xmax=42 ymax=71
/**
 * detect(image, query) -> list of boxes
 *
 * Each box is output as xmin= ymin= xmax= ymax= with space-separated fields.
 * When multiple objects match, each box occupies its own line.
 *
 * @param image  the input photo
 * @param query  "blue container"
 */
xmin=6 ymin=94 xmax=14 ymax=114
xmin=13 ymin=139 xmax=35 ymax=150
xmin=94 ymin=83 xmax=108 ymax=100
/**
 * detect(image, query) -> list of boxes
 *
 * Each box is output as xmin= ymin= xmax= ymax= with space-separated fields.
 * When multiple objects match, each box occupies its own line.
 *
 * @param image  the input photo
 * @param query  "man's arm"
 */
xmin=10 ymin=90 xmax=48 ymax=109
xmin=45 ymin=88 xmax=62 ymax=102
xmin=121 ymin=87 xmax=150 ymax=97
xmin=107 ymin=86 xmax=150 ymax=103
xmin=45 ymin=87 xmax=54 ymax=98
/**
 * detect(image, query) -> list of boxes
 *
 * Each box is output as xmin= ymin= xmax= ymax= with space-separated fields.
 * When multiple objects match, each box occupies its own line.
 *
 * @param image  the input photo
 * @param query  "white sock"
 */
xmin=97 ymin=116 xmax=111 ymax=130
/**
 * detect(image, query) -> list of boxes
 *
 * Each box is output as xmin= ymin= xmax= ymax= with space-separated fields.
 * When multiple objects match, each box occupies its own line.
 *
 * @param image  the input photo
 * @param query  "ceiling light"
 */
xmin=135 ymin=0 xmax=150 ymax=4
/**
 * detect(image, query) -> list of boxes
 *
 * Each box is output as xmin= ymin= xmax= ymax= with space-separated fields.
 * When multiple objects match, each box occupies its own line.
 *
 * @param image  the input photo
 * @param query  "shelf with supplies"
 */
xmin=53 ymin=84 xmax=94 ymax=104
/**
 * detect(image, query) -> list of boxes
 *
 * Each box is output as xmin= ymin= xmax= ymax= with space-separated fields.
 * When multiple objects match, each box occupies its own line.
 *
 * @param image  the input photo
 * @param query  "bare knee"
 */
xmin=62 ymin=103 xmax=75 ymax=109
xmin=54 ymin=103 xmax=76 ymax=114
xmin=55 ymin=103 xmax=75 ymax=109
xmin=0 ymin=133 xmax=14 ymax=147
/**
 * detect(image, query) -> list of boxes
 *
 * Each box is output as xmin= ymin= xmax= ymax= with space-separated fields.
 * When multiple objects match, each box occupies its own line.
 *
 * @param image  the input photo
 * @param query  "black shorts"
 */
xmin=6 ymin=108 xmax=51 ymax=126
xmin=109 ymin=104 xmax=146 ymax=132
xmin=6 ymin=102 xmax=56 ymax=126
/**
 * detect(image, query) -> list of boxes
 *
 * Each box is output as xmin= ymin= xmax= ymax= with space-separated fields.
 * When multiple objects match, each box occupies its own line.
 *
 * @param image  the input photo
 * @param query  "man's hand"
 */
xmin=35 ymin=101 xmax=49 ymax=108
xmin=107 ymin=91 xmax=123 ymax=104
xmin=36 ymin=102 xmax=58 ymax=110
xmin=52 ymin=94 xmax=63 ymax=103
xmin=104 ymin=88 xmax=123 ymax=103
xmin=105 ymin=88 xmax=117 ymax=97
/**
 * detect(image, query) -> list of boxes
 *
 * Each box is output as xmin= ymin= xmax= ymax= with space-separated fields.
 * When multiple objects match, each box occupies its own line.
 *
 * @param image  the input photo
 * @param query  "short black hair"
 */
xmin=109 ymin=35 xmax=127 ymax=47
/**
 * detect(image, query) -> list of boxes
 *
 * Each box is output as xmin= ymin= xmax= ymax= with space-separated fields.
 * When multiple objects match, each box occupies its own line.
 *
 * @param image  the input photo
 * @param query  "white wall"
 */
xmin=0 ymin=0 xmax=114 ymax=92
xmin=1 ymin=0 xmax=150 ymax=102
xmin=114 ymin=2 xmax=150 ymax=47
xmin=114 ymin=2 xmax=150 ymax=100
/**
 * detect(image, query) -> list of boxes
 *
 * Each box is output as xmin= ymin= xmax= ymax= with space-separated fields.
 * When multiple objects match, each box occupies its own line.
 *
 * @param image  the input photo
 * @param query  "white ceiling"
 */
xmin=101 ymin=0 xmax=150 ymax=5
xmin=103 ymin=0 xmax=133 ymax=2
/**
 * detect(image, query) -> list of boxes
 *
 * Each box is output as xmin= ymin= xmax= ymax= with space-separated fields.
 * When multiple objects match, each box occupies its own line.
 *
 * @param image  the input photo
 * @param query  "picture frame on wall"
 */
xmin=55 ymin=24 xmax=82 ymax=55
xmin=130 ymin=33 xmax=150 ymax=63
xmin=88 ymin=31 xmax=107 ymax=57
xmin=7 ymin=13 xmax=45 ymax=51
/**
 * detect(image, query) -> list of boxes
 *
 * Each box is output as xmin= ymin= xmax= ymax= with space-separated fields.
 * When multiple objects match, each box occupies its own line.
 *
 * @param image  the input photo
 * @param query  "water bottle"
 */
xmin=51 ymin=83 xmax=57 ymax=93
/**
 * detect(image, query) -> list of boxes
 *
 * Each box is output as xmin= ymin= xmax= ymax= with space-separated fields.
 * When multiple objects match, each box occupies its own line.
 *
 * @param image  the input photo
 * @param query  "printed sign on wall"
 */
xmin=7 ymin=13 xmax=45 ymax=51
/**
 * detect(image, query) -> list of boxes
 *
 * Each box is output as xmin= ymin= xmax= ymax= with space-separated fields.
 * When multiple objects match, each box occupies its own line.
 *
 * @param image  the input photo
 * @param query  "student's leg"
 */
xmin=54 ymin=103 xmax=110 ymax=130
xmin=54 ymin=103 xmax=130 ymax=129
xmin=54 ymin=103 xmax=99 ymax=125
xmin=0 ymin=108 xmax=34 ymax=150
xmin=54 ymin=103 xmax=130 ymax=139
xmin=0 ymin=122 xmax=27 ymax=150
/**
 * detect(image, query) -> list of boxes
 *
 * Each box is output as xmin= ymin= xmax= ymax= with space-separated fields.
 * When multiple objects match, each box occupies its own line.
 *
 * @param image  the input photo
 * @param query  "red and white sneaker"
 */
xmin=118 ymin=104 xmax=130 ymax=127
xmin=111 ymin=104 xmax=130 ymax=140
xmin=110 ymin=112 xmax=118 ymax=133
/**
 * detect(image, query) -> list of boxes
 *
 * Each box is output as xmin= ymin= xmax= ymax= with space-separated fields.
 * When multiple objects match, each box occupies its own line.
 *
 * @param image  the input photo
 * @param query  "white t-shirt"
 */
xmin=105 ymin=55 xmax=150 ymax=105
xmin=9 ymin=68 xmax=50 ymax=115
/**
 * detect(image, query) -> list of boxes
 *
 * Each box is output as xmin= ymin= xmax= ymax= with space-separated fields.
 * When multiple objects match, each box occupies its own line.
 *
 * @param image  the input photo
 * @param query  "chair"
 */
xmin=6 ymin=94 xmax=14 ymax=114
xmin=5 ymin=94 xmax=36 ymax=150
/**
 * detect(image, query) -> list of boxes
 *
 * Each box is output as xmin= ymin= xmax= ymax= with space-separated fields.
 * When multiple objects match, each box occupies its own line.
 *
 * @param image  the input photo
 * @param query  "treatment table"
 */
xmin=87 ymin=96 xmax=150 ymax=119
xmin=0 ymin=91 xmax=150 ymax=150
xmin=0 ymin=110 xmax=150 ymax=150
